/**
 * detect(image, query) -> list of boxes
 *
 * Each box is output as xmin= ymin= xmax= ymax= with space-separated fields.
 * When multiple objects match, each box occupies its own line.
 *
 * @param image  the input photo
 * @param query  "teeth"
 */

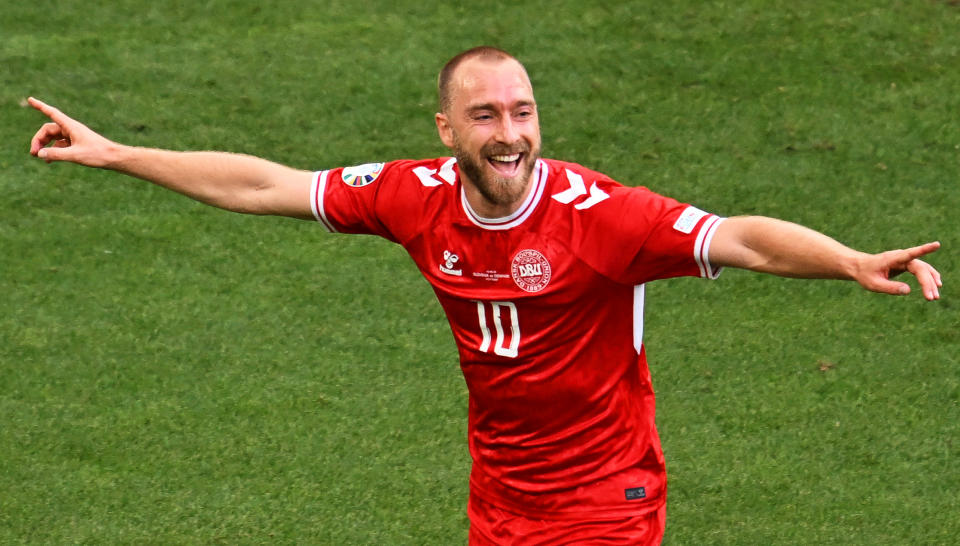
xmin=491 ymin=154 xmax=520 ymax=162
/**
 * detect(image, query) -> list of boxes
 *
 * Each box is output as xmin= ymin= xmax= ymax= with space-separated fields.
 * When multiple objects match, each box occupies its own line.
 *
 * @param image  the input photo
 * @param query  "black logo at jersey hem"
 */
xmin=624 ymin=487 xmax=646 ymax=501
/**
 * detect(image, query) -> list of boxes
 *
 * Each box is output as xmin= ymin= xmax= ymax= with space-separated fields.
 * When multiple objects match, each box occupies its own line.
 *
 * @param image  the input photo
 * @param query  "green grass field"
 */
xmin=2 ymin=1 xmax=958 ymax=543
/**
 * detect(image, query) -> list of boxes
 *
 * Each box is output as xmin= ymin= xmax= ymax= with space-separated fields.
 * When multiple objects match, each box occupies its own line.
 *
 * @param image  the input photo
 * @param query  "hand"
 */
xmin=855 ymin=241 xmax=943 ymax=300
xmin=28 ymin=97 xmax=117 ymax=167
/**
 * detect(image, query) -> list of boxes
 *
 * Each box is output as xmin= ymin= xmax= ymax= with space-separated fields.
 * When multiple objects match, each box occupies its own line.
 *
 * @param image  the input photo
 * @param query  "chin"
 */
xmin=479 ymin=173 xmax=531 ymax=207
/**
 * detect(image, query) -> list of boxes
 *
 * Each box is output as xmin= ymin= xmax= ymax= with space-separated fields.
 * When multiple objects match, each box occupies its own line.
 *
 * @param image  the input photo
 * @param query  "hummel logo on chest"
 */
xmin=440 ymin=250 xmax=463 ymax=276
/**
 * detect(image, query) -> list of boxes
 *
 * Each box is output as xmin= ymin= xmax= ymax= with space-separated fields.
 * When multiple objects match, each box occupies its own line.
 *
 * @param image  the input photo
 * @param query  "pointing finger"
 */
xmin=887 ymin=243 xmax=942 ymax=276
xmin=28 ymin=97 xmax=74 ymax=127
xmin=902 ymin=241 xmax=941 ymax=262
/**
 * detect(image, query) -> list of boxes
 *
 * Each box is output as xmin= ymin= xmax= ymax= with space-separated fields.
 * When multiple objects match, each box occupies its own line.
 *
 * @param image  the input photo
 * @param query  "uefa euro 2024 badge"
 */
xmin=341 ymin=162 xmax=385 ymax=187
xmin=511 ymin=249 xmax=551 ymax=293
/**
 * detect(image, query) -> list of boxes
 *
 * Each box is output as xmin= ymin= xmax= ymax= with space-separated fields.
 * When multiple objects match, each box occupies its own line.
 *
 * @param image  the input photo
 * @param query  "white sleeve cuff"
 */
xmin=310 ymin=170 xmax=337 ymax=233
xmin=694 ymin=216 xmax=724 ymax=279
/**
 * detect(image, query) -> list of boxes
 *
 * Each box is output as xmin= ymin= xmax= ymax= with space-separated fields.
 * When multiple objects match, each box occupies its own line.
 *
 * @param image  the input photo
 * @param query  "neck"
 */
xmin=461 ymin=173 xmax=535 ymax=219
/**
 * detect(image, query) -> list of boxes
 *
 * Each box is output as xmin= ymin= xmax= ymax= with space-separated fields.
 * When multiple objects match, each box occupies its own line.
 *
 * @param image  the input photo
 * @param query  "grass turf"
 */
xmin=2 ymin=0 xmax=958 ymax=543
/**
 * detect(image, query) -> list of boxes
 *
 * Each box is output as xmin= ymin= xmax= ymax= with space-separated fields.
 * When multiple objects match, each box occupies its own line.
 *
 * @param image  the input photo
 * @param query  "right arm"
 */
xmin=28 ymin=97 xmax=314 ymax=220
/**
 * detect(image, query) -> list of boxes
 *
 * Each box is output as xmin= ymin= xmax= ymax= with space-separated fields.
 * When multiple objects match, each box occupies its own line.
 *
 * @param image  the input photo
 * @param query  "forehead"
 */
xmin=449 ymin=58 xmax=535 ymax=109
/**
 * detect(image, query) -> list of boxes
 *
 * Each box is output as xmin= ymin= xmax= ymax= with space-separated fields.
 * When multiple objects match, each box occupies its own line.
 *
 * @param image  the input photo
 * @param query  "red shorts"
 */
xmin=467 ymin=492 xmax=666 ymax=545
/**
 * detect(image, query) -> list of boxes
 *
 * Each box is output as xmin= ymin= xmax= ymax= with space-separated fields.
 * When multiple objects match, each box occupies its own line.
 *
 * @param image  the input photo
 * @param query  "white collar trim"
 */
xmin=460 ymin=159 xmax=547 ymax=231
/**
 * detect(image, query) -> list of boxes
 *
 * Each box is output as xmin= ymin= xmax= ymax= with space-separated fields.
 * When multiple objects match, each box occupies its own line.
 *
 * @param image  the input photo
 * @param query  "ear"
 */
xmin=435 ymin=112 xmax=455 ymax=149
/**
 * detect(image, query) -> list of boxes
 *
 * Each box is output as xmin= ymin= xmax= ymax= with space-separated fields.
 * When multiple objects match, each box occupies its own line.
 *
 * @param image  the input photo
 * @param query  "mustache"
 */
xmin=482 ymin=142 xmax=531 ymax=157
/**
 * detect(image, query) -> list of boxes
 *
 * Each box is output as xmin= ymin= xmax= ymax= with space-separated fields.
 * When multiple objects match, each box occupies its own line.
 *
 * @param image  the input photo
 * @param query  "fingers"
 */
xmin=907 ymin=259 xmax=943 ymax=301
xmin=30 ymin=122 xmax=67 ymax=156
xmin=28 ymin=98 xmax=87 ymax=163
xmin=893 ymin=243 xmax=943 ymax=301
xmin=860 ymin=244 xmax=944 ymax=300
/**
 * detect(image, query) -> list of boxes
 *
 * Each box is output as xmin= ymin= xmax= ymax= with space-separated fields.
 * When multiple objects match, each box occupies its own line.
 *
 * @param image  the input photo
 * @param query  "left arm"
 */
xmin=708 ymin=216 xmax=943 ymax=300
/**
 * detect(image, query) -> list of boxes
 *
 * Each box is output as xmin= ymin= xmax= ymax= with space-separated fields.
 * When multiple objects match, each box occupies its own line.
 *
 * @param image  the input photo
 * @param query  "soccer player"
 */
xmin=29 ymin=47 xmax=941 ymax=544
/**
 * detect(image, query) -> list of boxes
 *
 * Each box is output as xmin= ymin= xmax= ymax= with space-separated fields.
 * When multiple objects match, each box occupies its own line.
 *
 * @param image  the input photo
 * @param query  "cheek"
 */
xmin=524 ymin=121 xmax=541 ymax=140
xmin=462 ymin=130 xmax=493 ymax=153
xmin=529 ymin=130 xmax=542 ymax=151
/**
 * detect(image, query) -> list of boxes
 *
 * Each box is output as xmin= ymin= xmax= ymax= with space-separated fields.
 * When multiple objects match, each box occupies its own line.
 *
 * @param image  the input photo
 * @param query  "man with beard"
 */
xmin=29 ymin=46 xmax=941 ymax=544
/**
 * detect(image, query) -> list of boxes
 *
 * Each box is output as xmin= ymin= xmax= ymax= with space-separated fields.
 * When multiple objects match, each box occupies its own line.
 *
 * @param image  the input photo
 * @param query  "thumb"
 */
xmin=868 ymin=277 xmax=911 ymax=296
xmin=37 ymin=145 xmax=73 ymax=163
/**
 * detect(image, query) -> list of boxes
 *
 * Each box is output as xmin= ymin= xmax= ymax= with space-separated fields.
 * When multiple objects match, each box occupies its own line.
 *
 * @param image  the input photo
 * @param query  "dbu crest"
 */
xmin=511 ymin=249 xmax=551 ymax=292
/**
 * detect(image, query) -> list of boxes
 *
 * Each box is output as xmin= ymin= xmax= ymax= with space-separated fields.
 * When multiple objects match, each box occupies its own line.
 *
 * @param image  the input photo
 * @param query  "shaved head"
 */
xmin=437 ymin=46 xmax=526 ymax=113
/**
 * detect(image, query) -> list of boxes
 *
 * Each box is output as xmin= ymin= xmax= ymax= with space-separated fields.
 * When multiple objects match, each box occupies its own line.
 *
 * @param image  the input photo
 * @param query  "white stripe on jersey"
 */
xmin=633 ymin=283 xmax=646 ymax=353
xmin=461 ymin=160 xmax=548 ymax=231
xmin=311 ymin=170 xmax=337 ymax=233
xmin=694 ymin=216 xmax=725 ymax=279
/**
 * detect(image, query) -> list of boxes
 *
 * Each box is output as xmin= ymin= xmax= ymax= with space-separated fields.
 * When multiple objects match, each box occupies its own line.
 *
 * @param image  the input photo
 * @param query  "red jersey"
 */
xmin=311 ymin=157 xmax=724 ymax=519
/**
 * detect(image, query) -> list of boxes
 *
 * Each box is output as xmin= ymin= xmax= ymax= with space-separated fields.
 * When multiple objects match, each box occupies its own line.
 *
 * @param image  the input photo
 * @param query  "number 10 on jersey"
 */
xmin=475 ymin=301 xmax=520 ymax=358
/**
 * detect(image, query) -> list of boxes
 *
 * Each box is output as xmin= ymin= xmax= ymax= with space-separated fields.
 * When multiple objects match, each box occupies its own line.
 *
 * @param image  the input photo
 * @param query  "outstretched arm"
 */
xmin=709 ymin=216 xmax=942 ymax=300
xmin=28 ymin=98 xmax=314 ymax=219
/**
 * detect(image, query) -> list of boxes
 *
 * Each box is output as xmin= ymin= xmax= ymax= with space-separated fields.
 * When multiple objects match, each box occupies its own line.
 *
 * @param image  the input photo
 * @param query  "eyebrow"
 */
xmin=465 ymin=100 xmax=537 ymax=113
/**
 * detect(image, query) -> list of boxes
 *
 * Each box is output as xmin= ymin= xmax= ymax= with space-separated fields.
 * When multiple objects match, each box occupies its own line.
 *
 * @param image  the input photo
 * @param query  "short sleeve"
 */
xmin=570 ymin=175 xmax=724 ymax=285
xmin=312 ymin=158 xmax=455 ymax=244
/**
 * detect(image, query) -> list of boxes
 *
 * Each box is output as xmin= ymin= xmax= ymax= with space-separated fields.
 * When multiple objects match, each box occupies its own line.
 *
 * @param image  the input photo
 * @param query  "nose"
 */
xmin=495 ymin=116 xmax=519 ymax=144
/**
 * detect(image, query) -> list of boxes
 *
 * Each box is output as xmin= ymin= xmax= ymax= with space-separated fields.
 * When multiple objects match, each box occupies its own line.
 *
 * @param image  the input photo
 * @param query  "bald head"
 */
xmin=437 ymin=46 xmax=529 ymax=113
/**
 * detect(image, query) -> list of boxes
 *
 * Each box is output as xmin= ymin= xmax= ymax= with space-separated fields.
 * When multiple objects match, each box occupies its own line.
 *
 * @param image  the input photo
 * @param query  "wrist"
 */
xmin=845 ymin=251 xmax=872 ymax=283
xmin=101 ymin=141 xmax=133 ymax=171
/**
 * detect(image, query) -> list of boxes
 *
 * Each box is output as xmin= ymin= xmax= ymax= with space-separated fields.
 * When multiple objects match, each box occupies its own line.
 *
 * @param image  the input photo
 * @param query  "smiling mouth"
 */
xmin=488 ymin=153 xmax=523 ymax=176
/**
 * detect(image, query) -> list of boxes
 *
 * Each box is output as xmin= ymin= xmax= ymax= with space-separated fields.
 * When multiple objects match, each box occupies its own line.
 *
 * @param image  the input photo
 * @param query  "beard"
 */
xmin=452 ymin=134 xmax=540 ymax=210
